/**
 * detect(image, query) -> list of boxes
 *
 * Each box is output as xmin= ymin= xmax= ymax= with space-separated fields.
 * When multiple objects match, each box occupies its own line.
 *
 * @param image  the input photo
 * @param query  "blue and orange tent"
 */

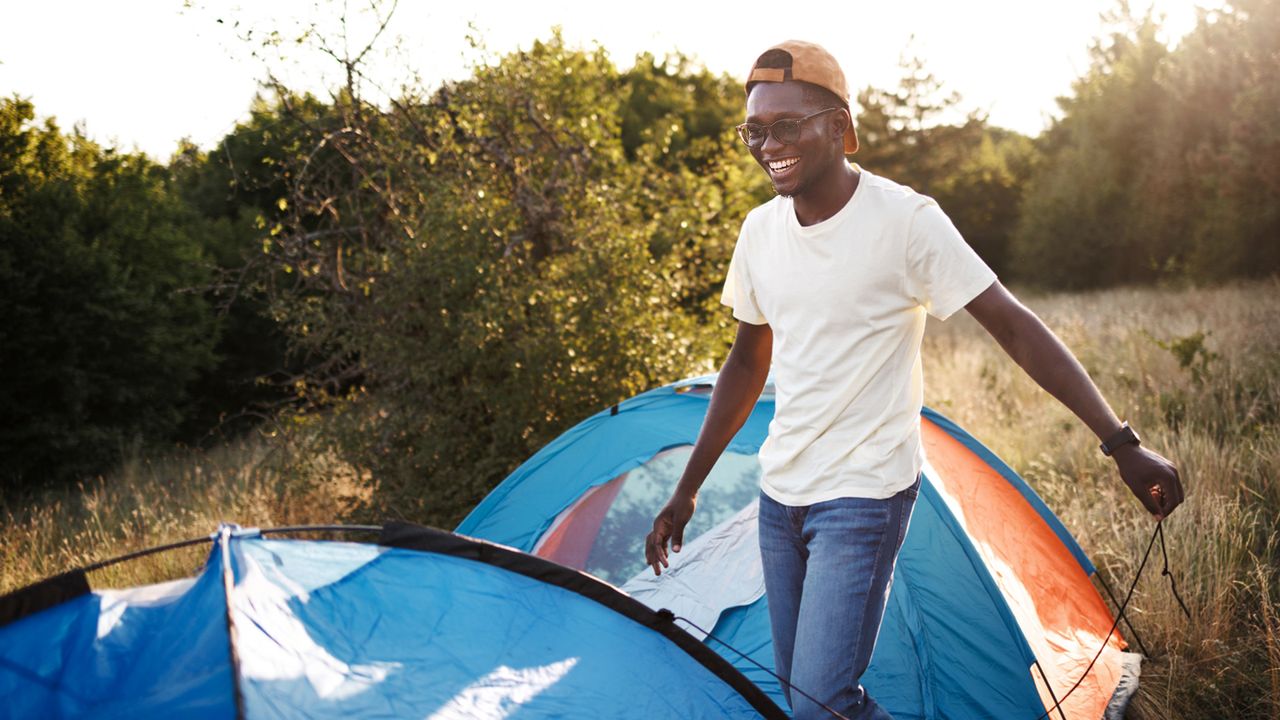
xmin=458 ymin=373 xmax=1141 ymax=718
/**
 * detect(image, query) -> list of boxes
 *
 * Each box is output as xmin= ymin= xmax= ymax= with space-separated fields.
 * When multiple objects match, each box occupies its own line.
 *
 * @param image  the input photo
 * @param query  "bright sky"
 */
xmin=1 ymin=0 xmax=1215 ymax=160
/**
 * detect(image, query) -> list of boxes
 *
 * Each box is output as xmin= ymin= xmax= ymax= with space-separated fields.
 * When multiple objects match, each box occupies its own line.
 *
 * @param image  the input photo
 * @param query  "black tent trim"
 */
xmin=379 ymin=521 xmax=789 ymax=719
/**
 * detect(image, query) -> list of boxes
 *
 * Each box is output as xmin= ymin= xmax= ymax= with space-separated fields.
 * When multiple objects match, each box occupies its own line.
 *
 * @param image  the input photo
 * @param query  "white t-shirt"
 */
xmin=720 ymin=167 xmax=996 ymax=505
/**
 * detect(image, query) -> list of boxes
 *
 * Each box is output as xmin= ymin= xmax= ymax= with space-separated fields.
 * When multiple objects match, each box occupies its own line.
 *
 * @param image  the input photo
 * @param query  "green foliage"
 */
xmin=617 ymin=52 xmax=744 ymax=171
xmin=1014 ymin=0 xmax=1280 ymax=288
xmin=1013 ymin=8 xmax=1170 ymax=288
xmin=1154 ymin=330 xmax=1219 ymax=385
xmin=255 ymin=33 xmax=766 ymax=526
xmin=1155 ymin=0 xmax=1280 ymax=281
xmin=166 ymin=95 xmax=337 ymax=437
xmin=1149 ymin=330 xmax=1220 ymax=430
xmin=0 ymin=97 xmax=218 ymax=486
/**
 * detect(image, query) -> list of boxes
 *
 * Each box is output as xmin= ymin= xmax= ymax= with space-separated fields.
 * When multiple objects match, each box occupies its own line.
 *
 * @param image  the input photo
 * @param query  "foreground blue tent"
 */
xmin=458 ymin=374 xmax=1139 ymax=719
xmin=0 ymin=523 xmax=785 ymax=719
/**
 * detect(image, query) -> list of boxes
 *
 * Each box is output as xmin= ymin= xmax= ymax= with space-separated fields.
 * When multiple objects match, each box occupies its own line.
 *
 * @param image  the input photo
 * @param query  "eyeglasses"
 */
xmin=735 ymin=108 xmax=843 ymax=149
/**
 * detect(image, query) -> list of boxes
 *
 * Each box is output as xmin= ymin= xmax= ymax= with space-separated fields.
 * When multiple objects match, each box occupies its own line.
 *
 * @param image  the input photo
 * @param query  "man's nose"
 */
xmin=760 ymin=130 xmax=788 ymax=155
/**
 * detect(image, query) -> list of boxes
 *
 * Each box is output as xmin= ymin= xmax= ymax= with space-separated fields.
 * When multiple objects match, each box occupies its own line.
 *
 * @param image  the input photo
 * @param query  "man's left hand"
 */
xmin=1113 ymin=444 xmax=1184 ymax=520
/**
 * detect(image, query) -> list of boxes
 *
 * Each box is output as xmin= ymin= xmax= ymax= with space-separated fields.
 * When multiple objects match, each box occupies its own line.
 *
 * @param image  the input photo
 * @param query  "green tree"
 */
xmin=617 ymin=52 xmax=743 ymax=171
xmin=0 ymin=97 xmax=218 ymax=486
xmin=1012 ymin=7 xmax=1170 ymax=288
xmin=614 ymin=53 xmax=772 ymax=319
xmin=167 ymin=93 xmax=338 ymax=438
xmin=249 ymin=28 xmax=766 ymax=525
xmin=1014 ymin=1 xmax=1279 ymax=288
xmin=1144 ymin=0 xmax=1280 ymax=281
xmin=930 ymin=128 xmax=1036 ymax=278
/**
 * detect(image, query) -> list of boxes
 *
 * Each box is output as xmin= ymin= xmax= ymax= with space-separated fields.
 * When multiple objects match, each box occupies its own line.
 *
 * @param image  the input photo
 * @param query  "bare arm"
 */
xmin=965 ymin=281 xmax=1184 ymax=519
xmin=645 ymin=321 xmax=772 ymax=574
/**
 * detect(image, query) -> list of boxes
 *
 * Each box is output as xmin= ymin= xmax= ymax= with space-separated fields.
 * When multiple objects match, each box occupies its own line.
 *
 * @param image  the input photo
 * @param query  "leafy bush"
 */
xmin=253 ymin=35 xmax=766 ymax=525
xmin=0 ymin=98 xmax=218 ymax=486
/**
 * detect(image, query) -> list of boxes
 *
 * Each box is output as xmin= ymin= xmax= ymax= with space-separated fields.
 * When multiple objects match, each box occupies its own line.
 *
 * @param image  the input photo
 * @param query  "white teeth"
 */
xmin=768 ymin=158 xmax=799 ymax=172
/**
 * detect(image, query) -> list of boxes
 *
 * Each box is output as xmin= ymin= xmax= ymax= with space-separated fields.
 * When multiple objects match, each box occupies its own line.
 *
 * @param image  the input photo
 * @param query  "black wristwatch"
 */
xmin=1099 ymin=421 xmax=1141 ymax=457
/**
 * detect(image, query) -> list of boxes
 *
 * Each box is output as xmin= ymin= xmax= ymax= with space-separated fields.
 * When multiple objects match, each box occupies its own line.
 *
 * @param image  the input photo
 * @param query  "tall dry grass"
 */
xmin=0 ymin=433 xmax=370 ymax=594
xmin=1 ymin=279 xmax=1276 ymax=718
xmin=924 ymin=278 xmax=1280 ymax=720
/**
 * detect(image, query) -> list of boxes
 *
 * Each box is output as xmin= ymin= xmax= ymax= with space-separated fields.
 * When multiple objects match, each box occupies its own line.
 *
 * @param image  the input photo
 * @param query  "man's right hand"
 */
xmin=641 ymin=322 xmax=771 ymax=577
xmin=1113 ymin=443 xmax=1184 ymax=520
xmin=645 ymin=492 xmax=697 ymax=576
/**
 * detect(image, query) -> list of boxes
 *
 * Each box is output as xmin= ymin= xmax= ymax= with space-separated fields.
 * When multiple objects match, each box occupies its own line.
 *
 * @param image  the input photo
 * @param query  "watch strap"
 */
xmin=1100 ymin=422 xmax=1141 ymax=456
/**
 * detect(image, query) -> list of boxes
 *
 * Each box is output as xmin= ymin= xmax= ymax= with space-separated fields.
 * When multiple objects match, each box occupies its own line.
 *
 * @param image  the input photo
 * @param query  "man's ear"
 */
xmin=830 ymin=109 xmax=851 ymax=142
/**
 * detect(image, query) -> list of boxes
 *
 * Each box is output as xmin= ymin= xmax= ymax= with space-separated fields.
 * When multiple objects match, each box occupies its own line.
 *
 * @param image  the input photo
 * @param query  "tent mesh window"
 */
xmin=536 ymin=446 xmax=761 ymax=583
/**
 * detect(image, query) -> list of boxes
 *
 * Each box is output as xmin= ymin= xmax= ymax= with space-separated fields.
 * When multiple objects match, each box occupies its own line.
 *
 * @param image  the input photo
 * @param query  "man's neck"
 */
xmin=792 ymin=161 xmax=860 ymax=227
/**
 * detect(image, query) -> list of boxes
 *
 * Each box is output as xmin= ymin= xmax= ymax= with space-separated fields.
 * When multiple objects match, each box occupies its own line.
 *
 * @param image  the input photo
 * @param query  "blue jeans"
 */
xmin=758 ymin=477 xmax=919 ymax=720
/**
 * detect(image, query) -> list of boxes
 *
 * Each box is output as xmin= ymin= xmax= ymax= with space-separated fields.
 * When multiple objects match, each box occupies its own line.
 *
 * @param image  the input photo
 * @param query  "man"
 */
xmin=643 ymin=40 xmax=1183 ymax=720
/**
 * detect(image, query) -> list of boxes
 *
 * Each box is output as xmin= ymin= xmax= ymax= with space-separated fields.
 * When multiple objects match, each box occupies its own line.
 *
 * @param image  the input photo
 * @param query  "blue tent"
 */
xmin=0 ymin=523 xmax=786 ymax=719
xmin=458 ymin=374 xmax=1139 ymax=719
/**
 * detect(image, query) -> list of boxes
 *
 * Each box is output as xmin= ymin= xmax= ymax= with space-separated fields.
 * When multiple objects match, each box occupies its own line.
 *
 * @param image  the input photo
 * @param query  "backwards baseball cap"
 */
xmin=745 ymin=40 xmax=859 ymax=155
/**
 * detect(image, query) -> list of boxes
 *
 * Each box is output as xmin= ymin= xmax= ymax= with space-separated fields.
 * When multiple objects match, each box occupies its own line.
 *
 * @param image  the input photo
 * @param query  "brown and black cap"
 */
xmin=746 ymin=40 xmax=859 ymax=155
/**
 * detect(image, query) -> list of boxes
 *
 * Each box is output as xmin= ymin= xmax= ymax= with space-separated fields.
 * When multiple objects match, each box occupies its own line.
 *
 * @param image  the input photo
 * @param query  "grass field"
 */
xmin=2 ymin=279 xmax=1277 ymax=719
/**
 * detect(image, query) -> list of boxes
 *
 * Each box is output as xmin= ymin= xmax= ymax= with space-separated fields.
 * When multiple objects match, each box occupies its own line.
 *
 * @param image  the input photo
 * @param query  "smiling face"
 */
xmin=745 ymin=81 xmax=849 ymax=198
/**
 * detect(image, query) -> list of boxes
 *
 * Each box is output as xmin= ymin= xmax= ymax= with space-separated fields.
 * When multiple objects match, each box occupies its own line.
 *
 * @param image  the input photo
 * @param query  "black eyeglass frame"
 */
xmin=735 ymin=108 xmax=844 ymax=149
